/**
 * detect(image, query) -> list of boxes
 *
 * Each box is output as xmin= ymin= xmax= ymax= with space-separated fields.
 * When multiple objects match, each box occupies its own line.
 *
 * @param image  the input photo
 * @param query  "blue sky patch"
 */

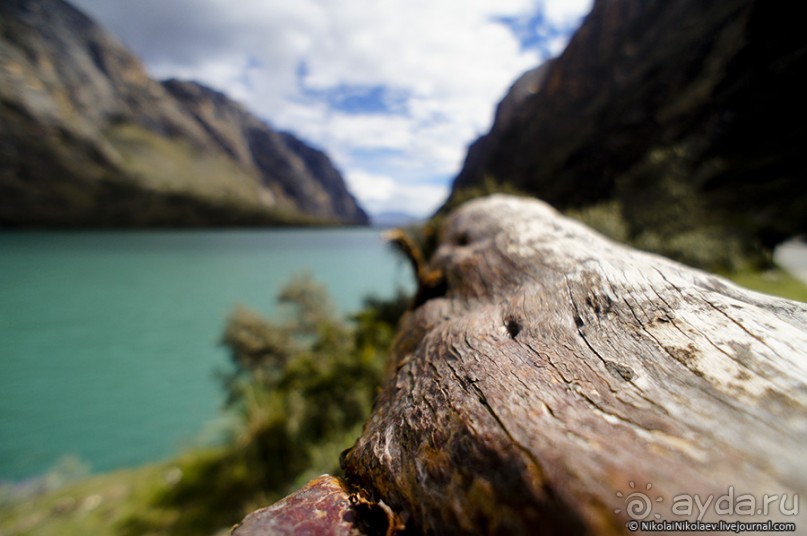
xmin=494 ymin=13 xmax=572 ymax=57
xmin=296 ymin=63 xmax=410 ymax=115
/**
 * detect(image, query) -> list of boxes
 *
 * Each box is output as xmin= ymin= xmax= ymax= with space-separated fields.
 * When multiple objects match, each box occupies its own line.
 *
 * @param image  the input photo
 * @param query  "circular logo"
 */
xmin=614 ymin=481 xmax=663 ymax=521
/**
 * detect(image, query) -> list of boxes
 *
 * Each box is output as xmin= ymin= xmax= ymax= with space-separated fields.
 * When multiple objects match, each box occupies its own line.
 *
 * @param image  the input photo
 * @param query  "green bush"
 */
xmin=118 ymin=275 xmax=409 ymax=534
xmin=612 ymin=144 xmax=768 ymax=272
xmin=565 ymin=200 xmax=629 ymax=243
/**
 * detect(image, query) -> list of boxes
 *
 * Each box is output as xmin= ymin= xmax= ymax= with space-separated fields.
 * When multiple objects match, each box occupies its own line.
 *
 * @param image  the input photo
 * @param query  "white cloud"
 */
xmin=543 ymin=0 xmax=594 ymax=27
xmin=347 ymin=171 xmax=449 ymax=217
xmin=72 ymin=0 xmax=591 ymax=216
xmin=547 ymin=34 xmax=572 ymax=57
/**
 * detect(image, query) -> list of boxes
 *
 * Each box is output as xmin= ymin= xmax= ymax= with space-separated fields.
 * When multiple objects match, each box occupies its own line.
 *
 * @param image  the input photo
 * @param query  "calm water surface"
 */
xmin=0 ymin=228 xmax=413 ymax=481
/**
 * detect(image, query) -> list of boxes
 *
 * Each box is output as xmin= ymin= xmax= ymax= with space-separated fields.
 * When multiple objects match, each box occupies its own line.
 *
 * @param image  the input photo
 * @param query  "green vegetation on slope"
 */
xmin=449 ymin=158 xmax=769 ymax=274
xmin=106 ymin=124 xmax=327 ymax=226
xmin=107 ymin=124 xmax=267 ymax=204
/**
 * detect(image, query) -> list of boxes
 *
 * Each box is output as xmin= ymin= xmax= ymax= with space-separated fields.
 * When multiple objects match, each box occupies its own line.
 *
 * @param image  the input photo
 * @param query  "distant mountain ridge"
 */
xmin=450 ymin=0 xmax=806 ymax=268
xmin=0 ymin=0 xmax=368 ymax=227
xmin=371 ymin=211 xmax=423 ymax=228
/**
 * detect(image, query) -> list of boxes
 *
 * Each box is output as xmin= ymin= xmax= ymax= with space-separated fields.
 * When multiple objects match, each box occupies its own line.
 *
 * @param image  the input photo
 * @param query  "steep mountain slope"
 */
xmin=451 ymin=0 xmax=805 ymax=267
xmin=0 ymin=0 xmax=367 ymax=227
xmin=160 ymin=80 xmax=368 ymax=224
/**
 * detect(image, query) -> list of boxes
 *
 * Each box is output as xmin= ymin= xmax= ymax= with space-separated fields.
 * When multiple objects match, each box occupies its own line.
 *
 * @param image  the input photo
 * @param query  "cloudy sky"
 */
xmin=72 ymin=0 xmax=592 ymax=218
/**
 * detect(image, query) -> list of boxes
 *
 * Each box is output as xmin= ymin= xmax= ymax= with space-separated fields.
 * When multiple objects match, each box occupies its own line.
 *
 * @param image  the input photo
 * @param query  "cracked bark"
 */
xmin=341 ymin=195 xmax=807 ymax=535
xmin=236 ymin=195 xmax=807 ymax=535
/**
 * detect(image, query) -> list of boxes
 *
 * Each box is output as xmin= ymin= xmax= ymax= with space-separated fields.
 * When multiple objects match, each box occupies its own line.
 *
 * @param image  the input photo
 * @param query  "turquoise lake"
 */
xmin=0 ymin=228 xmax=414 ymax=481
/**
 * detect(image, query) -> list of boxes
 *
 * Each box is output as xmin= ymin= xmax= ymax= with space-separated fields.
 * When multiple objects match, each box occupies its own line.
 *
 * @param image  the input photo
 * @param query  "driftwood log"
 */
xmin=236 ymin=195 xmax=807 ymax=535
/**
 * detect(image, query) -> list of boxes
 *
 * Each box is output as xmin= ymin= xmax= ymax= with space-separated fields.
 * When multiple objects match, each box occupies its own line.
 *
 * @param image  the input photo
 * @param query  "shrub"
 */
xmin=119 ymin=275 xmax=409 ymax=534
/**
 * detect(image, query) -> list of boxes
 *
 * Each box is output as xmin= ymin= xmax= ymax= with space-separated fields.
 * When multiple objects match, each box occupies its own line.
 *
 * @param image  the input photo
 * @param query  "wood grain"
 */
xmin=341 ymin=195 xmax=807 ymax=534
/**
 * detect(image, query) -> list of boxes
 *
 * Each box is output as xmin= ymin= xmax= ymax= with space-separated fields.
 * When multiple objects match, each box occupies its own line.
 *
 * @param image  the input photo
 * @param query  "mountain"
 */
xmin=160 ymin=80 xmax=368 ymax=224
xmin=0 ymin=0 xmax=368 ymax=227
xmin=449 ymin=0 xmax=806 ymax=268
xmin=371 ymin=211 xmax=423 ymax=228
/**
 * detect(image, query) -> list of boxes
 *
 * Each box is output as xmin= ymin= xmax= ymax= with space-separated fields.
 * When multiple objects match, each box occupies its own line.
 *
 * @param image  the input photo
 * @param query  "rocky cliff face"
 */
xmin=0 ymin=0 xmax=367 ymax=227
xmin=451 ymin=0 xmax=806 ymax=266
xmin=161 ymin=80 xmax=368 ymax=224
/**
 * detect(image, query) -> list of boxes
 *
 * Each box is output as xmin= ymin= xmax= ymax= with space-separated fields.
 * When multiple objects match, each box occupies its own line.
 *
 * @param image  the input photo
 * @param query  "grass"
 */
xmin=0 ymin=443 xmax=291 ymax=536
xmin=0 ymin=460 xmax=179 ymax=536
xmin=107 ymin=124 xmax=266 ymax=205
xmin=99 ymin=124 xmax=334 ymax=227
xmin=0 ymin=427 xmax=378 ymax=536
xmin=725 ymin=268 xmax=807 ymax=303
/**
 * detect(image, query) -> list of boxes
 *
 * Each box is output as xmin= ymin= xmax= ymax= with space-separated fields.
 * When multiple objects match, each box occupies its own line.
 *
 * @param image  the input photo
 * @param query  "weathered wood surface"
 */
xmin=232 ymin=476 xmax=358 ymax=536
xmin=231 ymin=475 xmax=402 ymax=536
xmin=337 ymin=195 xmax=807 ymax=534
